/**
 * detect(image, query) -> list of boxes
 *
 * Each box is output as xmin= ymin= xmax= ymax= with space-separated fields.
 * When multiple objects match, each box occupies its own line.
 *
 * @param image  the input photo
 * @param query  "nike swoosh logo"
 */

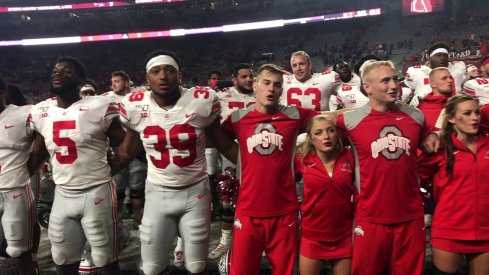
xmin=4 ymin=125 xmax=14 ymax=129
xmin=197 ymin=193 xmax=206 ymax=200
xmin=94 ymin=199 xmax=104 ymax=205
xmin=272 ymin=117 xmax=281 ymax=120
xmin=12 ymin=194 xmax=22 ymax=199
xmin=312 ymin=83 xmax=320 ymax=85
xmin=288 ymin=221 xmax=296 ymax=227
xmin=396 ymin=117 xmax=404 ymax=121
xmin=186 ymin=113 xmax=196 ymax=118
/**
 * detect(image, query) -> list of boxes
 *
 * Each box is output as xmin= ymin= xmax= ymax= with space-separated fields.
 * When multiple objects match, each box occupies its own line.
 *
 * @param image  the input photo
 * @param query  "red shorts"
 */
xmin=230 ymin=211 xmax=298 ymax=275
xmin=352 ymin=218 xmax=425 ymax=275
xmin=300 ymin=236 xmax=351 ymax=260
xmin=431 ymin=237 xmax=489 ymax=253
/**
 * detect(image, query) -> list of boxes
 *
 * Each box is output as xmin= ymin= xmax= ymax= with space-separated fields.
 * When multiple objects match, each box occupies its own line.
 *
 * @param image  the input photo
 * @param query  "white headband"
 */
xmin=466 ymin=65 xmax=478 ymax=73
xmin=80 ymin=84 xmax=95 ymax=92
xmin=359 ymin=59 xmax=377 ymax=75
xmin=429 ymin=48 xmax=449 ymax=57
xmin=146 ymin=55 xmax=180 ymax=73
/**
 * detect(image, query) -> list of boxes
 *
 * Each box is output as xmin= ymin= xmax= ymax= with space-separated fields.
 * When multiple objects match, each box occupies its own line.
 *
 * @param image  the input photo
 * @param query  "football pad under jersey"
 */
xmin=30 ymin=96 xmax=118 ymax=189
xmin=281 ymin=71 xmax=341 ymax=111
xmin=0 ymin=105 xmax=33 ymax=188
xmin=463 ymin=77 xmax=489 ymax=106
xmin=120 ymin=87 xmax=221 ymax=188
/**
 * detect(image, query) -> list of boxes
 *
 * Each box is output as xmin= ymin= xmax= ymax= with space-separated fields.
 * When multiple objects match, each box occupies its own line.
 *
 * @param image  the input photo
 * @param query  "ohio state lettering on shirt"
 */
xmin=120 ymin=87 xmax=220 ymax=188
xmin=337 ymin=103 xmax=425 ymax=223
xmin=223 ymin=105 xmax=318 ymax=217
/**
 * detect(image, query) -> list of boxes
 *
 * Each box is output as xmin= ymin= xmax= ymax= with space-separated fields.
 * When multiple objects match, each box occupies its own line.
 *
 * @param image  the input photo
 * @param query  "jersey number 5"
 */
xmin=53 ymin=121 xmax=78 ymax=164
xmin=144 ymin=124 xmax=197 ymax=169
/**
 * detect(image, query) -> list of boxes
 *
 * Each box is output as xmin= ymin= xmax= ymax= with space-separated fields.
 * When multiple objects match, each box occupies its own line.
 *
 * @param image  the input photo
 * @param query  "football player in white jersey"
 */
xmin=102 ymin=71 xmax=131 ymax=104
xmin=281 ymin=51 xmax=341 ymax=111
xmin=207 ymin=63 xmax=255 ymax=261
xmin=104 ymin=70 xmax=147 ymax=232
xmin=0 ymin=79 xmax=37 ymax=275
xmin=113 ymin=50 xmax=237 ymax=275
xmin=79 ymin=79 xmax=98 ymax=98
xmin=178 ymin=70 xmax=225 ymax=268
xmin=405 ymin=42 xmax=467 ymax=107
xmin=331 ymin=61 xmax=366 ymax=110
xmin=463 ymin=56 xmax=489 ymax=106
xmin=29 ymin=57 xmax=126 ymax=275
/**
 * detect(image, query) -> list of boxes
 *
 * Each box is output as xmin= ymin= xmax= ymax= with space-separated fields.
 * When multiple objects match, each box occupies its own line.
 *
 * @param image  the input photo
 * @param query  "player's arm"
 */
xmin=205 ymin=118 xmax=238 ymax=164
xmin=321 ymin=108 xmax=352 ymax=124
xmin=111 ymin=127 xmax=144 ymax=175
xmin=28 ymin=131 xmax=49 ymax=176
xmin=106 ymin=118 xmax=126 ymax=148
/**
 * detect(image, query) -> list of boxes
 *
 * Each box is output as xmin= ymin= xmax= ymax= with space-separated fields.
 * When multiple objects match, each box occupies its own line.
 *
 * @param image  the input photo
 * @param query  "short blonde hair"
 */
xmin=361 ymin=60 xmax=396 ymax=83
xmin=428 ymin=67 xmax=450 ymax=83
xmin=290 ymin=51 xmax=311 ymax=63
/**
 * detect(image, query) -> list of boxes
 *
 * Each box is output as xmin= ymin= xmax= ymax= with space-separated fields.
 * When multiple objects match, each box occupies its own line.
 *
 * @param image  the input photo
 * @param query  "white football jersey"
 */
xmin=217 ymin=87 xmax=255 ymax=123
xmin=101 ymin=91 xmax=126 ymax=104
xmin=330 ymin=73 xmax=362 ymax=110
xmin=120 ymin=87 xmax=221 ymax=188
xmin=0 ymin=105 xmax=33 ymax=189
xmin=463 ymin=77 xmax=489 ymax=106
xmin=404 ymin=61 xmax=467 ymax=97
xmin=336 ymin=84 xmax=369 ymax=109
xmin=281 ymin=71 xmax=341 ymax=111
xmin=31 ymin=96 xmax=119 ymax=189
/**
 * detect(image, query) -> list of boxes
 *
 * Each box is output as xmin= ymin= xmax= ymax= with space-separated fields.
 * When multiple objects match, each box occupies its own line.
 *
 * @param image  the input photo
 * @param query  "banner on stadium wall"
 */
xmin=422 ymin=49 xmax=482 ymax=61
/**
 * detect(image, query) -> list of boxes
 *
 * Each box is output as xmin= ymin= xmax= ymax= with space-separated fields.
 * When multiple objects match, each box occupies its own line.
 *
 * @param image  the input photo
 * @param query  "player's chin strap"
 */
xmin=429 ymin=48 xmax=449 ymax=57
xmin=146 ymin=55 xmax=180 ymax=73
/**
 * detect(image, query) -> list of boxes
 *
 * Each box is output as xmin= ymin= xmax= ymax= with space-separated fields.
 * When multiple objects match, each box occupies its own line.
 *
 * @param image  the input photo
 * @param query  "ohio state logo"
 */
xmin=246 ymin=123 xmax=284 ymax=155
xmin=371 ymin=126 xmax=410 ymax=160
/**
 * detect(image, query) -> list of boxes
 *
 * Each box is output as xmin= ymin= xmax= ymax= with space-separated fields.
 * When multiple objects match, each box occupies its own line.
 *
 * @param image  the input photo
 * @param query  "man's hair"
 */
xmin=429 ymin=67 xmax=450 ymax=83
xmin=207 ymin=70 xmax=223 ymax=80
xmin=55 ymin=56 xmax=87 ymax=79
xmin=6 ymin=84 xmax=27 ymax=106
xmin=256 ymin=64 xmax=284 ymax=79
xmin=354 ymin=54 xmax=382 ymax=75
xmin=290 ymin=51 xmax=311 ymax=63
xmin=0 ymin=77 xmax=6 ymax=91
xmin=361 ymin=60 xmax=395 ymax=83
xmin=427 ymin=42 xmax=450 ymax=56
xmin=232 ymin=63 xmax=253 ymax=77
xmin=144 ymin=50 xmax=182 ymax=72
xmin=333 ymin=60 xmax=349 ymax=72
xmin=111 ymin=71 xmax=130 ymax=82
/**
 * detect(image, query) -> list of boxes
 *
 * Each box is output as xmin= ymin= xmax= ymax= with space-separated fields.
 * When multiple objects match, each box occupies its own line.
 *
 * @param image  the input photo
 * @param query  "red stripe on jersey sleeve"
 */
xmin=463 ymin=87 xmax=476 ymax=95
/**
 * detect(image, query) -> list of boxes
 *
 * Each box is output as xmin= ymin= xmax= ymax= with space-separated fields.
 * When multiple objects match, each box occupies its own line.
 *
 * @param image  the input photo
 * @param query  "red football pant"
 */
xmin=230 ymin=212 xmax=298 ymax=275
xmin=352 ymin=218 xmax=425 ymax=275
